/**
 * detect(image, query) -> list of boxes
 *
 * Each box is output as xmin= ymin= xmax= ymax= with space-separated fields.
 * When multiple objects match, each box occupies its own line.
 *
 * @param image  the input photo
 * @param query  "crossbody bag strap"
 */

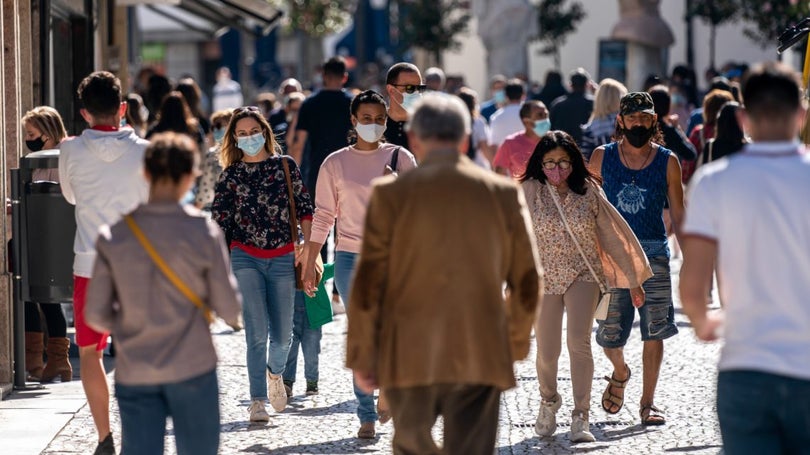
xmin=546 ymin=185 xmax=608 ymax=294
xmin=124 ymin=215 xmax=214 ymax=324
xmin=389 ymin=146 xmax=400 ymax=171
xmin=280 ymin=157 xmax=299 ymax=243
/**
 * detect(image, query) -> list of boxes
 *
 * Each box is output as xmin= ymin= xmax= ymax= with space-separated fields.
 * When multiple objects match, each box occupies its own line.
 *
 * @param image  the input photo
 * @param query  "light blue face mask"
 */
xmin=534 ymin=118 xmax=551 ymax=137
xmin=212 ymin=128 xmax=225 ymax=144
xmin=493 ymin=89 xmax=506 ymax=104
xmin=237 ymin=132 xmax=266 ymax=157
xmin=401 ymin=91 xmax=422 ymax=111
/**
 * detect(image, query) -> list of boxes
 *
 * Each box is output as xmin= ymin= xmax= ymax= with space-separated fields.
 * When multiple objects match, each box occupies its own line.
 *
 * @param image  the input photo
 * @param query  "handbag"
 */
xmin=546 ymin=185 xmax=612 ymax=320
xmin=281 ymin=157 xmax=324 ymax=290
xmin=124 ymin=214 xmax=214 ymax=325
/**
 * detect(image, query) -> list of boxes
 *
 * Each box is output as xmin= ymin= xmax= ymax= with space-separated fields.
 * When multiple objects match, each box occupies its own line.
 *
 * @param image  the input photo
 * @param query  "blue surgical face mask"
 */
xmin=237 ymin=132 xmax=266 ymax=157
xmin=533 ymin=118 xmax=551 ymax=137
xmin=493 ymin=89 xmax=506 ymax=104
xmin=400 ymin=91 xmax=422 ymax=111
xmin=212 ymin=127 xmax=225 ymax=144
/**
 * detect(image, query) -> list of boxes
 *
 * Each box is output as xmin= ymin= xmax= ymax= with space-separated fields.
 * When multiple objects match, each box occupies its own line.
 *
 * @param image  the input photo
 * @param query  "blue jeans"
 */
xmin=595 ymin=256 xmax=678 ymax=347
xmin=334 ymin=251 xmax=378 ymax=423
xmin=283 ymin=290 xmax=322 ymax=384
xmin=718 ymin=370 xmax=810 ymax=454
xmin=116 ymin=370 xmax=219 ymax=455
xmin=231 ymin=248 xmax=296 ymax=399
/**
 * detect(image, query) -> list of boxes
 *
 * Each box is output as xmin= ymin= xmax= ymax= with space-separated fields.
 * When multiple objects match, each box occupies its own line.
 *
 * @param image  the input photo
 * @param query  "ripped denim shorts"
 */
xmin=595 ymin=256 xmax=678 ymax=347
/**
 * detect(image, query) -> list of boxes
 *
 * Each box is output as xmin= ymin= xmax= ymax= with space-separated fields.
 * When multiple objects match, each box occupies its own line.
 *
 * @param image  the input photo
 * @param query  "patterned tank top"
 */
xmin=601 ymin=141 xmax=671 ymax=258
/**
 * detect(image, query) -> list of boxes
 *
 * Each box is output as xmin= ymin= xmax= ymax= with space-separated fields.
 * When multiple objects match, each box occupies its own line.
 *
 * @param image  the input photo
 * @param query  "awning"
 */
xmin=133 ymin=0 xmax=283 ymax=38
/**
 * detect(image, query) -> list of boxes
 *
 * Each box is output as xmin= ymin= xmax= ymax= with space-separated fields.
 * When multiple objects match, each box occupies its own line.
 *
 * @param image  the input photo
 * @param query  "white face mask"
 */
xmin=355 ymin=122 xmax=387 ymax=143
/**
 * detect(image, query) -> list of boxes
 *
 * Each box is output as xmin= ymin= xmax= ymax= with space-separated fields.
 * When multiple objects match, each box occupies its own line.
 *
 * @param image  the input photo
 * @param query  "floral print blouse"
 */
xmin=529 ymin=182 xmax=603 ymax=295
xmin=212 ymin=155 xmax=313 ymax=256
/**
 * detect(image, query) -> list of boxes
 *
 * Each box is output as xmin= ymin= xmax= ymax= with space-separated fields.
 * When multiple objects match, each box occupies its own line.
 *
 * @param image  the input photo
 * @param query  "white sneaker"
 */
xmin=331 ymin=294 xmax=346 ymax=315
xmin=570 ymin=413 xmax=596 ymax=443
xmin=267 ymin=371 xmax=288 ymax=412
xmin=248 ymin=399 xmax=269 ymax=422
xmin=534 ymin=396 xmax=562 ymax=437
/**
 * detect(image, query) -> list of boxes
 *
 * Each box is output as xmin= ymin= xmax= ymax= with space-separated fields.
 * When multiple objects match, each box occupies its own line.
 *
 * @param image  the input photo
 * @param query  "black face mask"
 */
xmin=26 ymin=136 xmax=46 ymax=152
xmin=624 ymin=125 xmax=654 ymax=148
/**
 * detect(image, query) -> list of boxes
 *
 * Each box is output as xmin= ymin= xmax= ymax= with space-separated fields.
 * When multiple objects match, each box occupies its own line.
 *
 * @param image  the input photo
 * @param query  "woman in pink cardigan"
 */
xmin=301 ymin=90 xmax=416 ymax=439
xmin=520 ymin=131 xmax=652 ymax=443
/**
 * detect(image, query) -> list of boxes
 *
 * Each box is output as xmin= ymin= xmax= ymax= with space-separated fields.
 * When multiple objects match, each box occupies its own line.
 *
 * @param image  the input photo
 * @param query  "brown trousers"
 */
xmin=535 ymin=280 xmax=599 ymax=416
xmin=385 ymin=384 xmax=501 ymax=455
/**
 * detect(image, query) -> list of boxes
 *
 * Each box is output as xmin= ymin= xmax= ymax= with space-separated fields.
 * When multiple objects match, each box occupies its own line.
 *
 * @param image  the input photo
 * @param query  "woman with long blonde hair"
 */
xmin=580 ymin=78 xmax=627 ymax=161
xmin=212 ymin=106 xmax=314 ymax=422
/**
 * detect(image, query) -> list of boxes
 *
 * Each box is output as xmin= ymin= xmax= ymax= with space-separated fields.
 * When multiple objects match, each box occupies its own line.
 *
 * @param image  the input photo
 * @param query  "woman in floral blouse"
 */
xmin=212 ymin=106 xmax=314 ymax=422
xmin=520 ymin=131 xmax=650 ymax=443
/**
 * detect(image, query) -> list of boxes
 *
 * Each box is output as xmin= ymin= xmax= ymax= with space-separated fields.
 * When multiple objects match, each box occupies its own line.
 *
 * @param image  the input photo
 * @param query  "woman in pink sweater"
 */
xmin=302 ymin=89 xmax=416 ymax=439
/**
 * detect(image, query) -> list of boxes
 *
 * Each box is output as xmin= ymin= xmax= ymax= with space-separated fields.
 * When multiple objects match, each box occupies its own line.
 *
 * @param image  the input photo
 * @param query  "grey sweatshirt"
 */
xmin=85 ymin=202 xmax=242 ymax=385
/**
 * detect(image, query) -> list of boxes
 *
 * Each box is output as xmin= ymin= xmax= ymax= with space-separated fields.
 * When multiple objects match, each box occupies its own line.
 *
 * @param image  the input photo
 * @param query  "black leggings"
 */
xmin=24 ymin=302 xmax=67 ymax=338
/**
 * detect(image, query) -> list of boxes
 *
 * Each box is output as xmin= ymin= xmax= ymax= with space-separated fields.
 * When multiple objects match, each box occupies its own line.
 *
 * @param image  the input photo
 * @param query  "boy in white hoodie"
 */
xmin=58 ymin=71 xmax=148 ymax=455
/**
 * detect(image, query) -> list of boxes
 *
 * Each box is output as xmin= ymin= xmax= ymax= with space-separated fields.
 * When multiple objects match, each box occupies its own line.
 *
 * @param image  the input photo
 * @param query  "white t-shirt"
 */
xmin=489 ymin=104 xmax=523 ymax=147
xmin=683 ymin=141 xmax=810 ymax=380
xmin=212 ymin=79 xmax=244 ymax=112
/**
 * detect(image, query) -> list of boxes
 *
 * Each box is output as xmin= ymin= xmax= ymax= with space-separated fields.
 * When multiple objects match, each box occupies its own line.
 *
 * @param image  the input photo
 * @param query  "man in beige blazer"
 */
xmin=346 ymin=94 xmax=544 ymax=454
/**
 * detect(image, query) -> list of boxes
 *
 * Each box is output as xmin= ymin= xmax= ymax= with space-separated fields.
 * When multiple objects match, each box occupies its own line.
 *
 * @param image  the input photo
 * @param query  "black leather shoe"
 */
xmin=93 ymin=433 xmax=115 ymax=455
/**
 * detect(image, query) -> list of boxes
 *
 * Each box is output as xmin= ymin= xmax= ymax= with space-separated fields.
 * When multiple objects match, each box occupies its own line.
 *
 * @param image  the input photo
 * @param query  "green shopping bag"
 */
xmin=304 ymin=262 xmax=335 ymax=328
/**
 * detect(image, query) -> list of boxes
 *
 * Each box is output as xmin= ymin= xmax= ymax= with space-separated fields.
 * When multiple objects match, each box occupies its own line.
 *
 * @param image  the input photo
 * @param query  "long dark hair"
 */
xmin=520 ymin=130 xmax=601 ymax=195
xmin=713 ymin=102 xmax=744 ymax=145
xmin=151 ymin=91 xmax=198 ymax=136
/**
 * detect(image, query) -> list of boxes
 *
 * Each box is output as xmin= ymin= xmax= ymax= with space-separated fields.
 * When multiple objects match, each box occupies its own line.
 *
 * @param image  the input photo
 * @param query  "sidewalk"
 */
xmin=0 ymin=258 xmax=724 ymax=454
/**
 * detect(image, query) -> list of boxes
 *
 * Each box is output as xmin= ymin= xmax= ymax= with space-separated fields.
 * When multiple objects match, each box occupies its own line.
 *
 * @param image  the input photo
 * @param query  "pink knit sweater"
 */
xmin=311 ymin=143 xmax=416 ymax=253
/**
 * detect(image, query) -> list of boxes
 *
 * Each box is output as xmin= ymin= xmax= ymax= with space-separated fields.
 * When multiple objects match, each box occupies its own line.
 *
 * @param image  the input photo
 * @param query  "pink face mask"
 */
xmin=543 ymin=167 xmax=572 ymax=186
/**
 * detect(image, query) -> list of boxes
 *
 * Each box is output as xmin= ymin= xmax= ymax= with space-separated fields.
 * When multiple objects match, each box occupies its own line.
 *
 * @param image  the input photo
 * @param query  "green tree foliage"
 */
xmin=534 ymin=0 xmax=586 ymax=70
xmin=277 ymin=0 xmax=354 ymax=37
xmin=398 ymin=0 xmax=471 ymax=66
xmin=686 ymin=0 xmax=740 ymax=69
xmin=738 ymin=0 xmax=810 ymax=49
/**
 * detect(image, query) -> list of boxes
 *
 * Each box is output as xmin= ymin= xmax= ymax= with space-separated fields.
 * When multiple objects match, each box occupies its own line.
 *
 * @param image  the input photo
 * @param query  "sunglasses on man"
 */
xmin=390 ymin=84 xmax=427 ymax=94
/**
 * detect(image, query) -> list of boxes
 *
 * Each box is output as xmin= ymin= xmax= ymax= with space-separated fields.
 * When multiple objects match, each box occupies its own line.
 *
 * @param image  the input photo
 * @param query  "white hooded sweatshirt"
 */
xmin=59 ymin=128 xmax=149 ymax=277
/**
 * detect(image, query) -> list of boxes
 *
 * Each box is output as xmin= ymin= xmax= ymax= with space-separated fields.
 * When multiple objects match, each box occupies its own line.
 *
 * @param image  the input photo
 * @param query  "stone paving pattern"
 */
xmin=44 ymin=259 xmax=723 ymax=454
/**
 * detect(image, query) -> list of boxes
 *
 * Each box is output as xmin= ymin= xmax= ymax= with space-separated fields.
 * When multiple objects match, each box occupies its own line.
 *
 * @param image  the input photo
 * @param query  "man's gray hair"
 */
xmin=407 ymin=94 xmax=470 ymax=143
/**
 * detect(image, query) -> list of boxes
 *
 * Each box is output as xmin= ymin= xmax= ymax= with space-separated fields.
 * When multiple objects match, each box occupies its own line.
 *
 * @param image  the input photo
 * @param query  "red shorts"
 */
xmin=73 ymin=275 xmax=108 ymax=351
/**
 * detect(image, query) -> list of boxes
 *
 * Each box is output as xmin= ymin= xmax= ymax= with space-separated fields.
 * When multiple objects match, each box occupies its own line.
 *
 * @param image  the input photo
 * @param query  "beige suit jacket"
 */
xmin=346 ymin=149 xmax=543 ymax=391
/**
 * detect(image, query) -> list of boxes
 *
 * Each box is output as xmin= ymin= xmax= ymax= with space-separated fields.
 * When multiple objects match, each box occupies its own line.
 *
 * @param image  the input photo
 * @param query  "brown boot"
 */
xmin=24 ymin=332 xmax=44 ymax=381
xmin=40 ymin=337 xmax=72 ymax=383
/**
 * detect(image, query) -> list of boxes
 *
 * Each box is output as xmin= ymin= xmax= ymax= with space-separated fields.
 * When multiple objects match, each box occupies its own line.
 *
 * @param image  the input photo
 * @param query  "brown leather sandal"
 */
xmin=601 ymin=365 xmax=631 ymax=414
xmin=357 ymin=422 xmax=376 ymax=439
xmin=640 ymin=404 xmax=666 ymax=426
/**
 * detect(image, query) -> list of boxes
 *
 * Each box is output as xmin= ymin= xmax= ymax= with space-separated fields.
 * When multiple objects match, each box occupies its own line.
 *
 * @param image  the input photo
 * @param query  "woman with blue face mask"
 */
xmin=212 ymin=106 xmax=314 ymax=423
xmin=195 ymin=109 xmax=232 ymax=210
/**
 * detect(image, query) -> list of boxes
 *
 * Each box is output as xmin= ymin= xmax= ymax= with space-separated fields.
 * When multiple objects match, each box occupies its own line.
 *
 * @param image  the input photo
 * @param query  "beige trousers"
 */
xmin=535 ymin=280 xmax=599 ymax=416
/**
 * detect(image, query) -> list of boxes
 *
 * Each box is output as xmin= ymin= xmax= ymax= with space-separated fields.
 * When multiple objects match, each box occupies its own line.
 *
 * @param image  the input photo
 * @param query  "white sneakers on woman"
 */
xmin=248 ymin=399 xmax=270 ymax=422
xmin=535 ymin=398 xmax=595 ymax=442
xmin=535 ymin=396 xmax=562 ymax=437
xmin=570 ymin=413 xmax=596 ymax=443
xmin=267 ymin=371 xmax=288 ymax=412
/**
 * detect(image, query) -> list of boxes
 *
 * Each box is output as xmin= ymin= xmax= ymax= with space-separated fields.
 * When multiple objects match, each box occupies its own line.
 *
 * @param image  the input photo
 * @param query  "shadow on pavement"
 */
xmin=498 ymin=436 xmax=613 ymax=454
xmin=665 ymin=444 xmax=723 ymax=452
xmin=284 ymin=399 xmax=356 ymax=416
xmin=243 ymin=438 xmax=380 ymax=454
xmin=599 ymin=423 xmax=655 ymax=441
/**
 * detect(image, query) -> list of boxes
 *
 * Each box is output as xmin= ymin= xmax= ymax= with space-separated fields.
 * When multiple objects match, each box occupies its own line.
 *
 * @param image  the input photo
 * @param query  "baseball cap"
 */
xmin=620 ymin=92 xmax=656 ymax=116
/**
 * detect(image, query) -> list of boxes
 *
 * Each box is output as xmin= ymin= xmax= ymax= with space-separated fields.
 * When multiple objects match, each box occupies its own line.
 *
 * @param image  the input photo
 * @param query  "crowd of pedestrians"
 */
xmin=16 ymin=55 xmax=810 ymax=455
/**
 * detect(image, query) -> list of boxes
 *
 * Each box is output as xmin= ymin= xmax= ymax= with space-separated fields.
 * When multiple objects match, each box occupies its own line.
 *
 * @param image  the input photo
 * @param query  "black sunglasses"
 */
xmin=234 ymin=106 xmax=261 ymax=114
xmin=391 ymin=84 xmax=427 ymax=94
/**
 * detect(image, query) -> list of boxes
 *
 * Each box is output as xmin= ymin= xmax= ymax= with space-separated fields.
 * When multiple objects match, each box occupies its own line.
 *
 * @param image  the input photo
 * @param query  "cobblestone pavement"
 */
xmin=44 ymin=259 xmax=723 ymax=454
